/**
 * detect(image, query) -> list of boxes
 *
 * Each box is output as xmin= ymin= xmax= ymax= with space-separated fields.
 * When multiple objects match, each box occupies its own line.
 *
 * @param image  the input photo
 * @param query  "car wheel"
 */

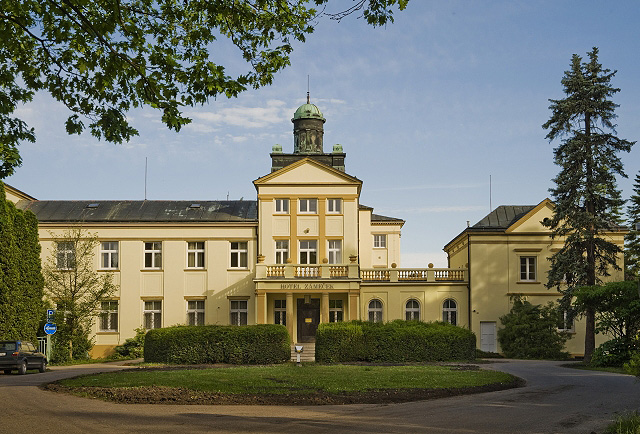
xmin=38 ymin=359 xmax=47 ymax=373
xmin=3 ymin=369 xmax=11 ymax=375
xmin=17 ymin=361 xmax=26 ymax=375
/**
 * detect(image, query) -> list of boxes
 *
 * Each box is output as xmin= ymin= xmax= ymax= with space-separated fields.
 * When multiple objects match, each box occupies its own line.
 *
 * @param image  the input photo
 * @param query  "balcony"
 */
xmin=255 ymin=263 xmax=467 ymax=283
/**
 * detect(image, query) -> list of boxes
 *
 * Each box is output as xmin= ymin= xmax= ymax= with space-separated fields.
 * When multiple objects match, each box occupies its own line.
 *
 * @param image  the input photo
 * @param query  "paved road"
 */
xmin=1 ymin=360 xmax=639 ymax=433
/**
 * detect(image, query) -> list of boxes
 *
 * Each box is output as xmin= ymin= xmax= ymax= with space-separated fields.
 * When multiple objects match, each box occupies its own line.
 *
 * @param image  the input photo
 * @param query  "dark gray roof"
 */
xmin=472 ymin=205 xmax=536 ymax=230
xmin=17 ymin=200 xmax=258 ymax=223
xmin=371 ymin=213 xmax=404 ymax=223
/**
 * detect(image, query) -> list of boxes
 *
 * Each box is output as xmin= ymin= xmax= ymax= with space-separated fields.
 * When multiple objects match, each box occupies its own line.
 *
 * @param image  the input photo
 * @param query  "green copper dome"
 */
xmin=292 ymin=103 xmax=325 ymax=121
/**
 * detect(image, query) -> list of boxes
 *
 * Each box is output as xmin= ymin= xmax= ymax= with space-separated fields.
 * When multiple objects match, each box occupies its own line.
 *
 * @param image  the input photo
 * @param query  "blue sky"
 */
xmin=6 ymin=1 xmax=640 ymax=267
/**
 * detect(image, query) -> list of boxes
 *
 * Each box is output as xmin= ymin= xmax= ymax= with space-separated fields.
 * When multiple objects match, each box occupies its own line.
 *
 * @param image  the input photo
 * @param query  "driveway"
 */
xmin=1 ymin=359 xmax=638 ymax=433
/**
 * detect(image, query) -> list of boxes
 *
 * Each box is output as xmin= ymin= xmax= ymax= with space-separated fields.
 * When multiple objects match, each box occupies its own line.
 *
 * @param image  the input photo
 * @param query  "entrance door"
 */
xmin=297 ymin=298 xmax=320 ymax=343
xmin=480 ymin=321 xmax=497 ymax=353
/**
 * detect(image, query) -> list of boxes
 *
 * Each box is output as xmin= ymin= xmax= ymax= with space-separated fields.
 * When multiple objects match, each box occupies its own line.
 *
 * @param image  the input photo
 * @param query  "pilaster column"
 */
xmin=321 ymin=292 xmax=329 ymax=323
xmin=286 ymin=292 xmax=294 ymax=341
xmin=256 ymin=291 xmax=267 ymax=324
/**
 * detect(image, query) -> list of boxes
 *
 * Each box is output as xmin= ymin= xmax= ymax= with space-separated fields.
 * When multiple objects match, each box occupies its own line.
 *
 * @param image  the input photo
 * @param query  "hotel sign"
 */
xmin=280 ymin=283 xmax=334 ymax=290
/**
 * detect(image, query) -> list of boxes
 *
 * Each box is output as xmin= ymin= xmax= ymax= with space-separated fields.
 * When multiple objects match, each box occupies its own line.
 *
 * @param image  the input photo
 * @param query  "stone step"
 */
xmin=290 ymin=343 xmax=315 ymax=362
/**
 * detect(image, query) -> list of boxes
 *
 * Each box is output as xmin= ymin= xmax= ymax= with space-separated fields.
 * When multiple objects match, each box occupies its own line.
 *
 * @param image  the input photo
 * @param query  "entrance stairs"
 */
xmin=290 ymin=343 xmax=315 ymax=362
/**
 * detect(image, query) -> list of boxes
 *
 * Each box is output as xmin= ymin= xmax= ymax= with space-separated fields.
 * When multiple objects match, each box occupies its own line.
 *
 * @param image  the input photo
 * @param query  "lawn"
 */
xmin=51 ymin=364 xmax=519 ymax=404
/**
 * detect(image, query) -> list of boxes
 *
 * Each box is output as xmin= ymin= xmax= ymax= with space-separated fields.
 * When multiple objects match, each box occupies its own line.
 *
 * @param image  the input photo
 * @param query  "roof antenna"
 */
xmin=307 ymin=75 xmax=310 ymax=104
xmin=489 ymin=174 xmax=492 ymax=212
xmin=144 ymin=157 xmax=148 ymax=200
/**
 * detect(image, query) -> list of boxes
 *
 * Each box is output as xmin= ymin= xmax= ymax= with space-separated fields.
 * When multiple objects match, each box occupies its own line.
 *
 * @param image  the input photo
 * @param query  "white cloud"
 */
xmin=188 ymin=99 xmax=289 ymax=129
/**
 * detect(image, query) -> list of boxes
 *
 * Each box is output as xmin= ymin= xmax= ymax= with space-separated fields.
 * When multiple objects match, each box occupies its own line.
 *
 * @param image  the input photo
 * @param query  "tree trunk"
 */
xmin=583 ymin=307 xmax=596 ymax=364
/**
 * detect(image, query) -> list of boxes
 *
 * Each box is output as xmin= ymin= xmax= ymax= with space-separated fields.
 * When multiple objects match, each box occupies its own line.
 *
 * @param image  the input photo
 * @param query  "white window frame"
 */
xmin=274 ymin=299 xmax=286 ymax=325
xmin=299 ymin=198 xmax=318 ymax=214
xmin=329 ymin=299 xmax=343 ymax=322
xmin=143 ymin=300 xmax=162 ymax=329
xmin=327 ymin=198 xmax=342 ymax=214
xmin=230 ymin=241 xmax=248 ymax=269
xmin=405 ymin=299 xmax=420 ymax=321
xmin=144 ymin=242 xmax=162 ymax=269
xmin=99 ymin=301 xmax=118 ymax=332
xmin=187 ymin=241 xmax=205 ymax=269
xmin=187 ymin=300 xmax=205 ymax=326
xmin=275 ymin=198 xmax=289 ymax=214
xmin=520 ymin=256 xmax=537 ymax=281
xmin=299 ymin=240 xmax=317 ymax=264
xmin=57 ymin=241 xmax=75 ymax=270
xmin=443 ymin=299 xmax=457 ymax=325
xmin=275 ymin=240 xmax=289 ymax=264
xmin=368 ymin=299 xmax=383 ymax=323
xmin=100 ymin=241 xmax=119 ymax=270
xmin=557 ymin=309 xmax=575 ymax=332
xmin=327 ymin=240 xmax=342 ymax=264
xmin=373 ymin=234 xmax=387 ymax=249
xmin=230 ymin=300 xmax=248 ymax=325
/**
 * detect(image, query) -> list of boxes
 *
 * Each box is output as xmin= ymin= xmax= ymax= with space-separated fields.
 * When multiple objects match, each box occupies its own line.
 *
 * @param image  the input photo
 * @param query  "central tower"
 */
xmin=292 ymin=94 xmax=325 ymax=154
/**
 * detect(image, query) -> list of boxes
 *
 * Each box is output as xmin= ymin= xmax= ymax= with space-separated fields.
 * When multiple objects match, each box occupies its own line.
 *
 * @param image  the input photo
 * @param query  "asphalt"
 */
xmin=1 ymin=359 xmax=639 ymax=433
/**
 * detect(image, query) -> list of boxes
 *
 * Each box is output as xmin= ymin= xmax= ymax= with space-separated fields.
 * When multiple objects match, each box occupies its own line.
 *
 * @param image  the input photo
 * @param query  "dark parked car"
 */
xmin=0 ymin=341 xmax=47 ymax=374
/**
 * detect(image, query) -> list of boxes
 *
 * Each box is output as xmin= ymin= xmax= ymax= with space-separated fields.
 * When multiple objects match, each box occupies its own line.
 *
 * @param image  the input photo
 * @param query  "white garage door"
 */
xmin=480 ymin=321 xmax=497 ymax=353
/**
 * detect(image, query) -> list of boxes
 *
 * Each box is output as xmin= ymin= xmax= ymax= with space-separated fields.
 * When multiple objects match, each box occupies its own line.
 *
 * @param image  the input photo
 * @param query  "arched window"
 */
xmin=405 ymin=299 xmax=420 ymax=321
xmin=443 ymin=299 xmax=457 ymax=325
xmin=368 ymin=299 xmax=383 ymax=323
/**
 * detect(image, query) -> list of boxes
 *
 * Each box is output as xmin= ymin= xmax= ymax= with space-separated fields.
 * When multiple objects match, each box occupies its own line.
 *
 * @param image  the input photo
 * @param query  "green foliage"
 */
xmin=626 ymin=171 xmax=640 ymax=280
xmin=573 ymin=281 xmax=640 ymax=341
xmin=42 ymin=226 xmax=118 ymax=360
xmin=143 ymin=324 xmax=290 ymax=364
xmin=604 ymin=411 xmax=640 ymax=434
xmin=590 ymin=338 xmax=639 ymax=367
xmin=50 ymin=326 xmax=92 ymax=363
xmin=0 ymin=0 xmax=408 ymax=178
xmin=315 ymin=320 xmax=476 ymax=363
xmin=0 ymin=182 xmax=44 ymax=342
xmin=111 ymin=327 xmax=146 ymax=359
xmin=497 ymin=297 xmax=570 ymax=360
xmin=624 ymin=352 xmax=640 ymax=377
xmin=542 ymin=47 xmax=635 ymax=362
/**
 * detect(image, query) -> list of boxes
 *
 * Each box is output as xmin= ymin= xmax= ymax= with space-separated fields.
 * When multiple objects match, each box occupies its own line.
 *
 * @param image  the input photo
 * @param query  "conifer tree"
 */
xmin=625 ymin=171 xmax=640 ymax=279
xmin=542 ymin=47 xmax=635 ymax=363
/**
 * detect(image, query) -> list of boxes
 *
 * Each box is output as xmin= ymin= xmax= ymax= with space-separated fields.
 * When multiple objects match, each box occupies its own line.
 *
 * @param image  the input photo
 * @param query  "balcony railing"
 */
xmin=361 ymin=268 xmax=468 ymax=283
xmin=255 ymin=263 xmax=467 ymax=283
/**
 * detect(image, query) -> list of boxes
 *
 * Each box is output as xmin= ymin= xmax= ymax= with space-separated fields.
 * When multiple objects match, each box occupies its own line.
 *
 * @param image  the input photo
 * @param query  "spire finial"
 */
xmin=307 ymin=75 xmax=310 ymax=104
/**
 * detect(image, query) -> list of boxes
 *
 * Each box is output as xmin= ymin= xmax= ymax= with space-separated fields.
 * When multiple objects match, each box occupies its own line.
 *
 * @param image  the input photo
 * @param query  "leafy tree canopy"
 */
xmin=0 ymin=0 xmax=409 ymax=178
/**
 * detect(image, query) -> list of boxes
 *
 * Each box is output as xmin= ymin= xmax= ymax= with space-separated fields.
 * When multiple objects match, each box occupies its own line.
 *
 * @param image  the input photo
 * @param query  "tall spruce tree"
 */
xmin=542 ymin=47 xmax=634 ymax=363
xmin=625 ymin=171 xmax=640 ymax=279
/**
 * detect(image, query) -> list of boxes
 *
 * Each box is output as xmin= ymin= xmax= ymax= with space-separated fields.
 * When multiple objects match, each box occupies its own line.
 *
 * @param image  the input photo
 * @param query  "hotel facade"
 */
xmin=7 ymin=101 xmax=626 ymax=357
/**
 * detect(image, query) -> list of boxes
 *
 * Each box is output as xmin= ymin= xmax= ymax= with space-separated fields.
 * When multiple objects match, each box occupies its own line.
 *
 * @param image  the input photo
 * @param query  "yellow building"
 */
xmin=6 ymin=100 xmax=627 ymax=357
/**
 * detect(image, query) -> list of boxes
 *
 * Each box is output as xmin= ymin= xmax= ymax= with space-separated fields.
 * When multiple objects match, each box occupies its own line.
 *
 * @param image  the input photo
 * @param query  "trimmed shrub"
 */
xmin=144 ymin=324 xmax=290 ymax=364
xmin=315 ymin=320 xmax=476 ymax=363
xmin=111 ymin=327 xmax=146 ymax=359
xmin=591 ymin=338 xmax=639 ymax=367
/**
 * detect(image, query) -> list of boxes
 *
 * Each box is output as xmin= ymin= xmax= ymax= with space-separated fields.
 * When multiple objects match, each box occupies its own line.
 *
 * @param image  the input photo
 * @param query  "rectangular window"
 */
xmin=230 ymin=242 xmax=248 ymax=268
xmin=274 ymin=299 xmax=286 ymax=325
xmin=275 ymin=199 xmax=289 ymax=214
xmin=187 ymin=300 xmax=205 ymax=326
xmin=100 ymin=241 xmax=119 ymax=269
xmin=144 ymin=242 xmax=162 ymax=269
xmin=275 ymin=240 xmax=289 ymax=264
xmin=143 ymin=301 xmax=162 ymax=329
xmin=327 ymin=198 xmax=342 ymax=214
xmin=99 ymin=301 xmax=118 ymax=332
xmin=56 ymin=241 xmax=75 ymax=270
xmin=299 ymin=198 xmax=317 ymax=214
xmin=328 ymin=240 xmax=342 ymax=264
xmin=329 ymin=300 xmax=343 ymax=323
xmin=373 ymin=234 xmax=387 ymax=248
xmin=520 ymin=256 xmax=536 ymax=281
xmin=230 ymin=300 xmax=248 ymax=325
xmin=557 ymin=310 xmax=575 ymax=332
xmin=187 ymin=241 xmax=205 ymax=268
xmin=299 ymin=240 xmax=317 ymax=264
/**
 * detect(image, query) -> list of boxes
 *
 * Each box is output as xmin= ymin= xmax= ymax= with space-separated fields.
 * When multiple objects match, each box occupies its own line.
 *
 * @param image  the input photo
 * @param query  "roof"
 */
xmin=471 ymin=205 xmax=537 ymax=231
xmin=292 ymin=103 xmax=325 ymax=121
xmin=371 ymin=213 xmax=405 ymax=224
xmin=16 ymin=200 xmax=258 ymax=223
xmin=3 ymin=183 xmax=37 ymax=201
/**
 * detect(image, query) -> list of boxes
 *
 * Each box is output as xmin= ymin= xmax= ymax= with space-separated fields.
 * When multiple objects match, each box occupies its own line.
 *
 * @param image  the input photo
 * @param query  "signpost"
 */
xmin=44 ymin=309 xmax=56 ymax=361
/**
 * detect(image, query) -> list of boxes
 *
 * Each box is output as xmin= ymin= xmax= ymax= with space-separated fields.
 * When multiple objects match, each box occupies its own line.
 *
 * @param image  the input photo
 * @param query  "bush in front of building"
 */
xmin=590 ymin=338 xmax=640 ymax=367
xmin=144 ymin=324 xmax=290 ymax=364
xmin=315 ymin=320 xmax=476 ymax=363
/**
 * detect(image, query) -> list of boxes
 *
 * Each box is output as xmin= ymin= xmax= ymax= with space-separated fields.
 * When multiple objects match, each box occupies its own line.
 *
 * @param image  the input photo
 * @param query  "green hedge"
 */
xmin=144 ymin=324 xmax=290 ymax=364
xmin=316 ymin=320 xmax=476 ymax=363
